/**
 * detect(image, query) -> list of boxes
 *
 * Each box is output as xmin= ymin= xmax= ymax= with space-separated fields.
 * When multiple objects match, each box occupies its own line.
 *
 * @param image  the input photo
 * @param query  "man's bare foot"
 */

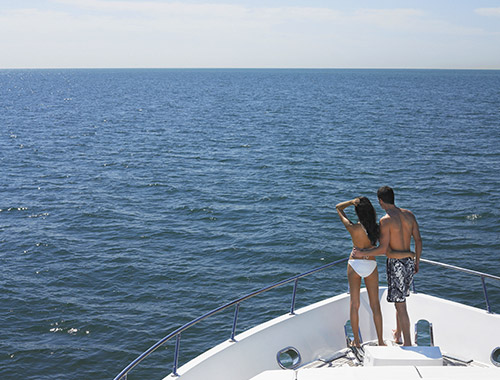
xmin=392 ymin=329 xmax=402 ymax=345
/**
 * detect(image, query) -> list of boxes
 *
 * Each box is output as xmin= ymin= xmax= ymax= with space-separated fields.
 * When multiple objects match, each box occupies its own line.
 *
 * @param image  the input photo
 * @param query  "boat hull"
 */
xmin=166 ymin=288 xmax=500 ymax=380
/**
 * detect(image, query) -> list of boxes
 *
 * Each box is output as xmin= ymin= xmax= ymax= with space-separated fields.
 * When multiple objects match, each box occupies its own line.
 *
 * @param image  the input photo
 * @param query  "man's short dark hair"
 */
xmin=377 ymin=186 xmax=395 ymax=204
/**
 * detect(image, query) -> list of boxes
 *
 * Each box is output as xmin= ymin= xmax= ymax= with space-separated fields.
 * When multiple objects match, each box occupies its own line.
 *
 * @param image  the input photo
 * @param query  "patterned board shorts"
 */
xmin=386 ymin=257 xmax=415 ymax=303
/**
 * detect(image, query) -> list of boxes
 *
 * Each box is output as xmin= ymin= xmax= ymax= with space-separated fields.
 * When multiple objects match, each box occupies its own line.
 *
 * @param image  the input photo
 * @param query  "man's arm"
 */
xmin=353 ymin=217 xmax=390 ymax=257
xmin=412 ymin=216 xmax=422 ymax=273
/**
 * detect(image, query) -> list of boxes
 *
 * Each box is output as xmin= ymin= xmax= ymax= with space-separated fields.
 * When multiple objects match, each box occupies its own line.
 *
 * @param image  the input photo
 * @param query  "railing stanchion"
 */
xmin=290 ymin=279 xmax=299 ymax=315
xmin=230 ymin=303 xmax=240 ymax=341
xmin=172 ymin=333 xmax=181 ymax=377
xmin=429 ymin=323 xmax=434 ymax=347
xmin=481 ymin=276 xmax=492 ymax=313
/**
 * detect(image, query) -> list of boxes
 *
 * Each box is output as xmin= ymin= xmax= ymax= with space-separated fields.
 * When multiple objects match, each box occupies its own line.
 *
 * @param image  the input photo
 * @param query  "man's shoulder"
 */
xmin=379 ymin=214 xmax=392 ymax=225
xmin=400 ymin=208 xmax=416 ymax=219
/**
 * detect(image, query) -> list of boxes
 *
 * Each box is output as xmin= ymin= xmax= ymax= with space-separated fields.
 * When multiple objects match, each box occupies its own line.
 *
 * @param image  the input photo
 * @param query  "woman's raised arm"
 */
xmin=336 ymin=198 xmax=359 ymax=228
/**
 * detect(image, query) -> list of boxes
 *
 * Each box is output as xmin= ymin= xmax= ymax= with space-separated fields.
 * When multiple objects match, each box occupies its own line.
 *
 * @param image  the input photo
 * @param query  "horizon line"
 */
xmin=2 ymin=67 xmax=500 ymax=71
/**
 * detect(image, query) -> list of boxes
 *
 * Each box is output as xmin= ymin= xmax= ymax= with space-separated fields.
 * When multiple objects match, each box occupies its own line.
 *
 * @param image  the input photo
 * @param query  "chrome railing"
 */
xmin=417 ymin=258 xmax=500 ymax=314
xmin=113 ymin=257 xmax=500 ymax=380
xmin=113 ymin=257 xmax=349 ymax=380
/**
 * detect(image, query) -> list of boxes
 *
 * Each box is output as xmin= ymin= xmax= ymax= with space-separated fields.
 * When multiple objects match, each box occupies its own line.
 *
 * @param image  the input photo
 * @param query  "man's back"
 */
xmin=382 ymin=207 xmax=418 ymax=252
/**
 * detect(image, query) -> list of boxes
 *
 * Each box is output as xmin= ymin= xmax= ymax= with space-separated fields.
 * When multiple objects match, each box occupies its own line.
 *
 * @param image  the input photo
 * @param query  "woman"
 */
xmin=336 ymin=196 xmax=413 ymax=347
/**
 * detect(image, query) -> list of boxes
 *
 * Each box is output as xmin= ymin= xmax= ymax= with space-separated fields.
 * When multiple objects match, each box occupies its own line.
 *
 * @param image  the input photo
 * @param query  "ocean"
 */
xmin=1 ymin=69 xmax=499 ymax=379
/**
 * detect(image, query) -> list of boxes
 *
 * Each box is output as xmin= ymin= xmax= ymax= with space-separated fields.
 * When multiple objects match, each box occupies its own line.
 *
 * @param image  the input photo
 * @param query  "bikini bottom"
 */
xmin=348 ymin=259 xmax=377 ymax=278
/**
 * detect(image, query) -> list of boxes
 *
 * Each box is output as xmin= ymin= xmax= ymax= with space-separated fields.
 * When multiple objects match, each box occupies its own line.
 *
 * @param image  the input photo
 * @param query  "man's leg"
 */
xmin=395 ymin=301 xmax=411 ymax=346
xmin=393 ymin=308 xmax=402 ymax=344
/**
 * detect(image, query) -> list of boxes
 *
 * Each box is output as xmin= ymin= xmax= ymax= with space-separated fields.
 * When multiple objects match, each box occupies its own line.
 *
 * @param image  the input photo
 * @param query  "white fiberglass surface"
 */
xmin=164 ymin=289 xmax=500 ymax=380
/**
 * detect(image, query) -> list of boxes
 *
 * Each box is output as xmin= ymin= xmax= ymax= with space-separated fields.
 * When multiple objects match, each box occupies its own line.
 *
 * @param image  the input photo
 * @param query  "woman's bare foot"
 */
xmin=378 ymin=340 xmax=387 ymax=346
xmin=350 ymin=339 xmax=361 ymax=348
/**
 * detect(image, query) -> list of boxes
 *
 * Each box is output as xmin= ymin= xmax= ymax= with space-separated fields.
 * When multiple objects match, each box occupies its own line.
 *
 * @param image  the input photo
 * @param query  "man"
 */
xmin=353 ymin=186 xmax=422 ymax=346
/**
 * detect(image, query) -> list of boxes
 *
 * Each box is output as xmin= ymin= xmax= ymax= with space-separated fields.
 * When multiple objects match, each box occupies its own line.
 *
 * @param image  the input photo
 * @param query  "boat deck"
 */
xmin=303 ymin=340 xmax=480 ymax=369
xmin=252 ymin=366 xmax=500 ymax=380
xmin=251 ymin=341 xmax=499 ymax=379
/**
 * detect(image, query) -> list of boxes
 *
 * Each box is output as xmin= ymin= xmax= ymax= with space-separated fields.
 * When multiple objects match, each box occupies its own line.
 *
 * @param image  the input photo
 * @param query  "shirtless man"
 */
xmin=353 ymin=186 xmax=422 ymax=346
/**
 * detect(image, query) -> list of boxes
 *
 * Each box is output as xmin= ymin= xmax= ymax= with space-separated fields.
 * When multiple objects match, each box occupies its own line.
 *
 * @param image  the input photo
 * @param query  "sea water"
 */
xmin=1 ymin=69 xmax=499 ymax=379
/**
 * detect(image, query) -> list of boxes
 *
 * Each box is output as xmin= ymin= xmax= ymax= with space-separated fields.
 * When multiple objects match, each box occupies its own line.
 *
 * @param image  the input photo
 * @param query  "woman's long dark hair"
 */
xmin=354 ymin=196 xmax=380 ymax=246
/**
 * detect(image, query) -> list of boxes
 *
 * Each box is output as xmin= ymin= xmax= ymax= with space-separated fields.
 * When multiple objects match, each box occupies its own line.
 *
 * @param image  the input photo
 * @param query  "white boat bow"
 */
xmin=114 ymin=258 xmax=500 ymax=380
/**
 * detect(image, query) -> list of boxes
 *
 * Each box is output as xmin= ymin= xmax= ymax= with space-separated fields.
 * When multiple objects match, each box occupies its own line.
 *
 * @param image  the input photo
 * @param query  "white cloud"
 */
xmin=475 ymin=7 xmax=500 ymax=17
xmin=351 ymin=8 xmax=486 ymax=36
xmin=353 ymin=8 xmax=425 ymax=27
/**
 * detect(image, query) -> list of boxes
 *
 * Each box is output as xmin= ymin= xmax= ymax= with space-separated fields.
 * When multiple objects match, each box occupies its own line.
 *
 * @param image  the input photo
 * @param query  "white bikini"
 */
xmin=348 ymin=248 xmax=377 ymax=278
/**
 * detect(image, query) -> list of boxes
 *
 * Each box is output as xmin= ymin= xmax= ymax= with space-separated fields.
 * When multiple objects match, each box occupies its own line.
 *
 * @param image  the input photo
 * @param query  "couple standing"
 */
xmin=336 ymin=186 xmax=422 ymax=347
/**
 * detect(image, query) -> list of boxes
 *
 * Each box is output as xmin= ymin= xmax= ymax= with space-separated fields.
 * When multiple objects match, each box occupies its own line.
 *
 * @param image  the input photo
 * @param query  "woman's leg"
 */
xmin=365 ymin=266 xmax=386 ymax=346
xmin=347 ymin=264 xmax=362 ymax=347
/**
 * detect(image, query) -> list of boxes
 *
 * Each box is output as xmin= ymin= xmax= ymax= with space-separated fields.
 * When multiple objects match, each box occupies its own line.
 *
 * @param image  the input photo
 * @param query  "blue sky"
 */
xmin=1 ymin=0 xmax=500 ymax=68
